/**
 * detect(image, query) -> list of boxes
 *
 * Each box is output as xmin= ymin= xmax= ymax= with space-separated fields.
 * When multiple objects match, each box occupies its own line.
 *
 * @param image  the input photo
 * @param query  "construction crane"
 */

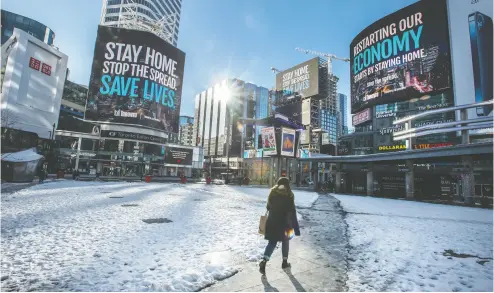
xmin=270 ymin=67 xmax=281 ymax=74
xmin=295 ymin=47 xmax=349 ymax=75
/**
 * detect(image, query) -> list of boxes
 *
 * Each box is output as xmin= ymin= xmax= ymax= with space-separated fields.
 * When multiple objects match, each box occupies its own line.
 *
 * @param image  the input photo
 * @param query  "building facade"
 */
xmin=100 ymin=0 xmax=181 ymax=46
xmin=179 ymin=115 xmax=194 ymax=146
xmin=192 ymin=79 xmax=269 ymax=176
xmin=338 ymin=93 xmax=348 ymax=135
xmin=1 ymin=10 xmax=55 ymax=45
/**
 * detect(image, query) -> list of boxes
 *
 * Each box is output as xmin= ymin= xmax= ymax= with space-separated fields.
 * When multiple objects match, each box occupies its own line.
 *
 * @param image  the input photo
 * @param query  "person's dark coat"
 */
xmin=264 ymin=185 xmax=300 ymax=241
xmin=38 ymin=168 xmax=45 ymax=181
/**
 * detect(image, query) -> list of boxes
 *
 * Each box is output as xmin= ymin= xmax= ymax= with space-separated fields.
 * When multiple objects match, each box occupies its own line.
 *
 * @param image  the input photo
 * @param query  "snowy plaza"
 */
xmin=1 ymin=181 xmax=493 ymax=292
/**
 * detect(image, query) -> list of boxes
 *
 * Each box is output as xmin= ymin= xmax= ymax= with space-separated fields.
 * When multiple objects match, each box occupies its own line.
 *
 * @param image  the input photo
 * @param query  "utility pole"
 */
xmin=295 ymin=48 xmax=350 ymax=155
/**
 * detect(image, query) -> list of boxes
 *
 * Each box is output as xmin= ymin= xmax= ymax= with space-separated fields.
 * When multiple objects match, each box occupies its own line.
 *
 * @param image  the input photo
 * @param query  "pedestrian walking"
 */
xmin=259 ymin=177 xmax=300 ymax=275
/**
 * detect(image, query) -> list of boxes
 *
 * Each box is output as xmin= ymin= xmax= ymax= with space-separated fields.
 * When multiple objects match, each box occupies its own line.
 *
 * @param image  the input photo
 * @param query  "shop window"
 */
xmin=104 ymin=139 xmax=119 ymax=152
xmin=123 ymin=141 xmax=137 ymax=153
xmin=80 ymin=138 xmax=96 ymax=151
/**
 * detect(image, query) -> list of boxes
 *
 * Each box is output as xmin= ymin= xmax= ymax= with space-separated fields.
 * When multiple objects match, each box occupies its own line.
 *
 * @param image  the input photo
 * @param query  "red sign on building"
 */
xmin=41 ymin=63 xmax=52 ymax=76
xmin=352 ymin=108 xmax=372 ymax=126
xmin=29 ymin=57 xmax=41 ymax=71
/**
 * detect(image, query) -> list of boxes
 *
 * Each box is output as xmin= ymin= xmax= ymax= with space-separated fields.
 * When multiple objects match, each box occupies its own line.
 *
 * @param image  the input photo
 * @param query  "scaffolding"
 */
xmin=117 ymin=0 xmax=177 ymax=44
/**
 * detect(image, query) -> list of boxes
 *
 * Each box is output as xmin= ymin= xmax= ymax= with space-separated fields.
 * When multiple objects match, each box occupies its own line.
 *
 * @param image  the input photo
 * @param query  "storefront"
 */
xmin=54 ymin=127 xmax=203 ymax=178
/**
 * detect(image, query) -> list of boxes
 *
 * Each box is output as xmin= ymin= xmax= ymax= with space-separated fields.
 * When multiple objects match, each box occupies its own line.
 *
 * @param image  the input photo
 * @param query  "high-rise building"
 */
xmin=1 ymin=10 xmax=55 ymax=45
xmin=338 ymin=93 xmax=348 ymax=135
xmin=192 ymin=79 xmax=269 ymax=159
xmin=99 ymin=0 xmax=181 ymax=46
xmin=179 ymin=115 xmax=194 ymax=146
xmin=318 ymin=59 xmax=339 ymax=146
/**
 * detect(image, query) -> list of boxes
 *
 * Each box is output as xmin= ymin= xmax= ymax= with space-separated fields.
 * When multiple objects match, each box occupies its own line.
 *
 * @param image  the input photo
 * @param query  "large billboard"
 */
xmin=352 ymin=108 xmax=372 ymax=126
xmin=275 ymin=58 xmax=319 ymax=99
xmin=374 ymin=91 xmax=457 ymax=152
xmin=350 ymin=0 xmax=452 ymax=113
xmin=85 ymin=26 xmax=185 ymax=133
xmin=447 ymin=0 xmax=493 ymax=133
xmin=164 ymin=147 xmax=193 ymax=165
xmin=275 ymin=102 xmax=302 ymax=123
xmin=261 ymin=127 xmax=277 ymax=156
xmin=280 ymin=127 xmax=296 ymax=157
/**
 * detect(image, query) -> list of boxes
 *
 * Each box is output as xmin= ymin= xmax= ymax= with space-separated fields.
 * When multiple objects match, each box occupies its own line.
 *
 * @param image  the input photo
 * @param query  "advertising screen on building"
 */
xmin=321 ymin=133 xmax=330 ymax=145
xmin=301 ymin=99 xmax=311 ymax=125
xmin=447 ymin=0 xmax=493 ymax=134
xmin=164 ymin=147 xmax=193 ymax=165
xmin=352 ymin=108 xmax=372 ymax=126
xmin=275 ymin=58 xmax=319 ymax=99
xmin=261 ymin=127 xmax=277 ymax=156
xmin=280 ymin=128 xmax=296 ymax=157
xmin=275 ymin=102 xmax=302 ymax=123
xmin=85 ymin=26 xmax=186 ymax=133
xmin=374 ymin=91 xmax=457 ymax=152
xmin=350 ymin=0 xmax=452 ymax=113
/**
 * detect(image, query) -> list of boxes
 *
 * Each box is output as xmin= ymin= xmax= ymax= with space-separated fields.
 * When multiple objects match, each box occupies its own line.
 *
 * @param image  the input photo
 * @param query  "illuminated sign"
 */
xmin=41 ymin=63 xmax=52 ymax=76
xmin=378 ymin=145 xmax=407 ymax=151
xmin=413 ymin=142 xmax=453 ymax=149
xmin=29 ymin=57 xmax=41 ymax=70
xmin=350 ymin=0 xmax=452 ymax=113
xmin=352 ymin=108 xmax=372 ymax=126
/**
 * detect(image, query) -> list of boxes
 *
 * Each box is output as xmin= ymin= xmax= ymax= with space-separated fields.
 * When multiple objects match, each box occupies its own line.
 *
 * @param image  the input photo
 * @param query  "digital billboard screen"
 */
xmin=164 ymin=147 xmax=193 ymax=165
xmin=352 ymin=108 xmax=372 ymax=126
xmin=447 ymin=0 xmax=493 ymax=134
xmin=350 ymin=0 xmax=452 ymax=113
xmin=275 ymin=102 xmax=302 ymax=123
xmin=261 ymin=127 xmax=277 ymax=156
xmin=85 ymin=26 xmax=186 ymax=133
xmin=374 ymin=91 xmax=457 ymax=152
xmin=275 ymin=58 xmax=319 ymax=99
xmin=280 ymin=128 xmax=296 ymax=157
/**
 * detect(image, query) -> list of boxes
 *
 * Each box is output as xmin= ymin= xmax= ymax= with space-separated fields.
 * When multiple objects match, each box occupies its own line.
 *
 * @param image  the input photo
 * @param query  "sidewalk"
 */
xmin=204 ymin=195 xmax=348 ymax=292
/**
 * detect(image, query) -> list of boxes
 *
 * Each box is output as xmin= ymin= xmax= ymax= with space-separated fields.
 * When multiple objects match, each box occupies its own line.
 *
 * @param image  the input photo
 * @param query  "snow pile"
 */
xmin=0 ymin=182 xmax=316 ymax=292
xmin=1 ymin=148 xmax=43 ymax=162
xmin=334 ymin=194 xmax=493 ymax=292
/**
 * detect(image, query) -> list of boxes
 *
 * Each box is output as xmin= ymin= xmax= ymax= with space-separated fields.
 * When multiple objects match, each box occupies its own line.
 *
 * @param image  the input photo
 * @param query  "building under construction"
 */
xmin=273 ymin=57 xmax=340 ymax=156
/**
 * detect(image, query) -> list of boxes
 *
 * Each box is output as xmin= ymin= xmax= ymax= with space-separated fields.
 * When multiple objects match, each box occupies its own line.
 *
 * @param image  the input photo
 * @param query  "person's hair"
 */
xmin=277 ymin=177 xmax=292 ymax=194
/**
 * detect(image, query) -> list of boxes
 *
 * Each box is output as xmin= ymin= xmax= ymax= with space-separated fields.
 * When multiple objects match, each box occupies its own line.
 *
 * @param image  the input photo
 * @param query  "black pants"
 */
xmin=263 ymin=239 xmax=289 ymax=261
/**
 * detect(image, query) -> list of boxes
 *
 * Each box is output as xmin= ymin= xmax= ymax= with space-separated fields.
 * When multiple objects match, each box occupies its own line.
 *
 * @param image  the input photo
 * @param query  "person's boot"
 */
xmin=282 ymin=259 xmax=291 ymax=269
xmin=259 ymin=259 xmax=267 ymax=275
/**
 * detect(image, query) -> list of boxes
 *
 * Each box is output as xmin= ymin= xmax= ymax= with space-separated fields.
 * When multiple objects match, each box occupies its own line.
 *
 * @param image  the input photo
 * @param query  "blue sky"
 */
xmin=4 ymin=0 xmax=417 ymax=119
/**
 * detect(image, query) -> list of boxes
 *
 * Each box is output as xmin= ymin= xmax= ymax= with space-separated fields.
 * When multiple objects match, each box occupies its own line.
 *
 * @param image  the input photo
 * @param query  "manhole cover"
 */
xmin=121 ymin=204 xmax=139 ymax=207
xmin=142 ymin=218 xmax=173 ymax=224
xmin=109 ymin=196 xmax=123 ymax=198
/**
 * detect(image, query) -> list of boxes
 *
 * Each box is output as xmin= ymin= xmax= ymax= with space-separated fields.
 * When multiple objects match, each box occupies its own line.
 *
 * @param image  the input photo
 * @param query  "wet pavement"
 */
xmin=204 ymin=194 xmax=349 ymax=292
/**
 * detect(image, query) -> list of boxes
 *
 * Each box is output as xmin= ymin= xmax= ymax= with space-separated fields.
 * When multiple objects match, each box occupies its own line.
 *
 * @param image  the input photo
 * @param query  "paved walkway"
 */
xmin=204 ymin=195 xmax=349 ymax=292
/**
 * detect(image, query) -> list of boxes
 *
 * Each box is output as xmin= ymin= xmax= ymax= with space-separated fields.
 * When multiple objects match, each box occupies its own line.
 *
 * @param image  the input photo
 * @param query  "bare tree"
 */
xmin=1 ymin=109 xmax=20 ymax=129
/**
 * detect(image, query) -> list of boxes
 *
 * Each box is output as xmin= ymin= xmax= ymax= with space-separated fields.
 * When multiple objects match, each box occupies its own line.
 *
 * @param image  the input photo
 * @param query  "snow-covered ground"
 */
xmin=333 ymin=194 xmax=494 ymax=292
xmin=0 ymin=181 xmax=318 ymax=292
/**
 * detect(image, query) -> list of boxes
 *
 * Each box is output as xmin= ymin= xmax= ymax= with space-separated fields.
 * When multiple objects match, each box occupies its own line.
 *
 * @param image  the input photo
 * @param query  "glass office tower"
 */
xmin=1 ymin=10 xmax=55 ymax=45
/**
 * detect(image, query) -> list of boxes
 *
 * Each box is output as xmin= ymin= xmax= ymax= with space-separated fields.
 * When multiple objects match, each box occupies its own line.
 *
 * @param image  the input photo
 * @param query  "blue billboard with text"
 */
xmin=350 ymin=0 xmax=452 ymax=114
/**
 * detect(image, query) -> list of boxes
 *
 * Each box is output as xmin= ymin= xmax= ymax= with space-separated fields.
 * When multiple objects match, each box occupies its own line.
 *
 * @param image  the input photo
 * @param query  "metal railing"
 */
xmin=393 ymin=100 xmax=493 ymax=150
